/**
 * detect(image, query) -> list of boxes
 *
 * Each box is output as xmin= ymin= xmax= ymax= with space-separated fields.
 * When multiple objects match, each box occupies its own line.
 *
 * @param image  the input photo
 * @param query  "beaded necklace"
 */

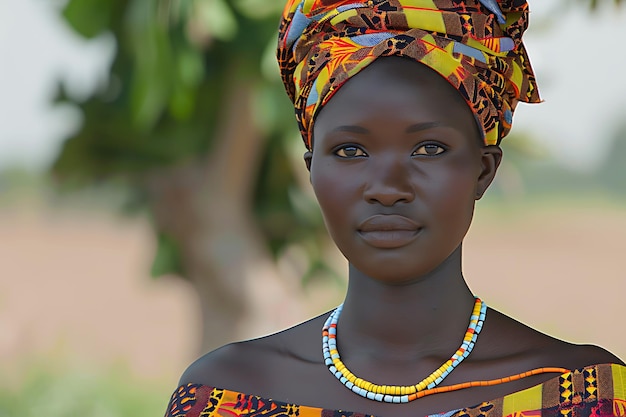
xmin=322 ymin=297 xmax=486 ymax=403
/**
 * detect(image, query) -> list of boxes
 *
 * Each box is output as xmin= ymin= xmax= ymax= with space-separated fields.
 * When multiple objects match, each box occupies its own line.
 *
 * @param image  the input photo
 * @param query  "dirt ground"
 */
xmin=1 ymin=199 xmax=624 ymax=385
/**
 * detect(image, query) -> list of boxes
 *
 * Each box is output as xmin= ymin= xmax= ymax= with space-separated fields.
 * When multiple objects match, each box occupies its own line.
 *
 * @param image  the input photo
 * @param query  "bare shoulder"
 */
xmin=178 ymin=312 xmax=328 ymax=392
xmin=549 ymin=342 xmax=625 ymax=369
xmin=480 ymin=308 xmax=624 ymax=370
xmin=178 ymin=339 xmax=271 ymax=387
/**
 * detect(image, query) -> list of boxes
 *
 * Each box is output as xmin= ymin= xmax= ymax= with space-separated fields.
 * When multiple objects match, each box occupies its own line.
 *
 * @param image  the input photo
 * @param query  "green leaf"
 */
xmin=195 ymin=0 xmax=238 ymax=41
xmin=150 ymin=232 xmax=184 ymax=278
xmin=63 ymin=0 xmax=112 ymax=38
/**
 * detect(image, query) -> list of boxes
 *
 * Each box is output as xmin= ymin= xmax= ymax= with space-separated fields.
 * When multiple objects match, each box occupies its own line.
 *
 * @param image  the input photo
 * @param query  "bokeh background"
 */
xmin=1 ymin=0 xmax=625 ymax=415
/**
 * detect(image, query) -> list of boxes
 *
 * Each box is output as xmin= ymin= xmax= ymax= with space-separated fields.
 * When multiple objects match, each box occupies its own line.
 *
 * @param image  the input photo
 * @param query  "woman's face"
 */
xmin=306 ymin=57 xmax=501 ymax=284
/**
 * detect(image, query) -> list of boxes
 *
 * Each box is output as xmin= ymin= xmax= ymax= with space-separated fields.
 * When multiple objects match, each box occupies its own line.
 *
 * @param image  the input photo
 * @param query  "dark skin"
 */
xmin=180 ymin=57 xmax=623 ymax=417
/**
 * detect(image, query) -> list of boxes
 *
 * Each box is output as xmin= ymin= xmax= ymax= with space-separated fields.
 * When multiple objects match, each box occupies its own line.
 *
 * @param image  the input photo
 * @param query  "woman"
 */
xmin=165 ymin=1 xmax=625 ymax=416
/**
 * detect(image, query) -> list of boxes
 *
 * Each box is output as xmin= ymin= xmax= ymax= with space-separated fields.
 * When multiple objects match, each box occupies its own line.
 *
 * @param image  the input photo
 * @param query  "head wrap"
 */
xmin=277 ymin=0 xmax=540 ymax=149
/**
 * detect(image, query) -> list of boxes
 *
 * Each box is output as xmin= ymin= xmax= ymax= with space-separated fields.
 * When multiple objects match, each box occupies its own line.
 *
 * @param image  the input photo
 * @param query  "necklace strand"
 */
xmin=322 ymin=298 xmax=486 ymax=403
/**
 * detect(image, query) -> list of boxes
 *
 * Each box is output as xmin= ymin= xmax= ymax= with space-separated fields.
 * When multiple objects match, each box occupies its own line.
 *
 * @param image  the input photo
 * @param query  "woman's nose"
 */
xmin=362 ymin=156 xmax=415 ymax=206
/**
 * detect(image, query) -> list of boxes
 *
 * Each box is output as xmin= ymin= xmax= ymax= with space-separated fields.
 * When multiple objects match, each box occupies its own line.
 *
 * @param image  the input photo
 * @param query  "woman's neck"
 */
xmin=337 ymin=246 xmax=477 ymax=360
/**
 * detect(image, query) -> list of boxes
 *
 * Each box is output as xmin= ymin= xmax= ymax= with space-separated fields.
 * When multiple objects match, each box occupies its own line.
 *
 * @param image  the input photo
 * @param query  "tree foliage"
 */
xmin=586 ymin=0 xmax=624 ymax=8
xmin=54 ymin=0 xmax=326 ymax=280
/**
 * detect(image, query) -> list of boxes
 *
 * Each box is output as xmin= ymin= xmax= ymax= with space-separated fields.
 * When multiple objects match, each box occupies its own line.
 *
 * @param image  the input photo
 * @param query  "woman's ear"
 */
xmin=304 ymin=151 xmax=313 ymax=172
xmin=475 ymin=145 xmax=502 ymax=200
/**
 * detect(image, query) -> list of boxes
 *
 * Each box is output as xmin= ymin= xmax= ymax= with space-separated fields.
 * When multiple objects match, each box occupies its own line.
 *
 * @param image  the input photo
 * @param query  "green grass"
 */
xmin=0 ymin=360 xmax=172 ymax=417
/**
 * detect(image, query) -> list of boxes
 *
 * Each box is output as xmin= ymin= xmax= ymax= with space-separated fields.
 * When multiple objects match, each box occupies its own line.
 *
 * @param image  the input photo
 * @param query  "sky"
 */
xmin=0 ymin=0 xmax=625 ymax=172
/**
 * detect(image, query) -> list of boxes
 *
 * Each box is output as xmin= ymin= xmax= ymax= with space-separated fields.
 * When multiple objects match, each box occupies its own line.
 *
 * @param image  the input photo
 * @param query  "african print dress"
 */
xmin=164 ymin=363 xmax=626 ymax=417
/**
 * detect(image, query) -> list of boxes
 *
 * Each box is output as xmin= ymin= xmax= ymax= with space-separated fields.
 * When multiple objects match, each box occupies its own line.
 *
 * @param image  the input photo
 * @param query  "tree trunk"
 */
xmin=146 ymin=77 xmax=302 ymax=354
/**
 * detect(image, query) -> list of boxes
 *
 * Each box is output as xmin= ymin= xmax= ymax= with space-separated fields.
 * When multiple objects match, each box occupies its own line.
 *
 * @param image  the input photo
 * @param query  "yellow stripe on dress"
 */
xmin=613 ymin=364 xmax=626 ymax=402
xmin=501 ymin=382 xmax=543 ymax=415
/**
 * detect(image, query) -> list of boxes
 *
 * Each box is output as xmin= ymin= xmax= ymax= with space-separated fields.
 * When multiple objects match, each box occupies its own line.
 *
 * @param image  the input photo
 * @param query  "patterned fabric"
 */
xmin=276 ymin=0 xmax=541 ymax=149
xmin=164 ymin=364 xmax=626 ymax=417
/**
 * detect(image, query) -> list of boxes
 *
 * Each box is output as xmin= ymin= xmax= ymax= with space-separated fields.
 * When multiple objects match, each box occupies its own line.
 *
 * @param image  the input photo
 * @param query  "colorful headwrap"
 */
xmin=277 ymin=0 xmax=540 ymax=149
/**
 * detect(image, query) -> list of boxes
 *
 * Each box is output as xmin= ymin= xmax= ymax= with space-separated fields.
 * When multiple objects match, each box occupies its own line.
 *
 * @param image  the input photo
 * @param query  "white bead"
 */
xmin=322 ymin=299 xmax=488 ymax=403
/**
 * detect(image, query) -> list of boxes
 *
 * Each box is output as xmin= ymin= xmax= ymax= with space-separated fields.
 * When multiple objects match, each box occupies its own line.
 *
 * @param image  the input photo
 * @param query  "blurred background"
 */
xmin=1 ymin=0 xmax=625 ymax=415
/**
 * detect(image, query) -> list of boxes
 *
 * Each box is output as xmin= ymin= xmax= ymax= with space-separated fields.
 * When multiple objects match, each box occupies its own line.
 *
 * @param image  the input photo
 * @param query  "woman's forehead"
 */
xmin=313 ymin=57 xmax=478 ymax=137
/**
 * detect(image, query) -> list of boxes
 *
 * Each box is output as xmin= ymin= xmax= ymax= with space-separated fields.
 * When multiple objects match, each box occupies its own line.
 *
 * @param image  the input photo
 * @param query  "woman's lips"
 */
xmin=357 ymin=215 xmax=422 ymax=248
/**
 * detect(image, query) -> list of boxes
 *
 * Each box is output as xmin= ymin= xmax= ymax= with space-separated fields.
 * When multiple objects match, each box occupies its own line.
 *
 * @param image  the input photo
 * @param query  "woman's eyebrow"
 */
xmin=405 ymin=121 xmax=446 ymax=133
xmin=330 ymin=122 xmax=447 ymax=135
xmin=330 ymin=125 xmax=370 ymax=134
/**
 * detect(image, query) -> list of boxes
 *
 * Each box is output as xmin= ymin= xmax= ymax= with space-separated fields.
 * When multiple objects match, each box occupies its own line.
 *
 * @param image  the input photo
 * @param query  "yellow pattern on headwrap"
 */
xmin=277 ymin=0 xmax=540 ymax=149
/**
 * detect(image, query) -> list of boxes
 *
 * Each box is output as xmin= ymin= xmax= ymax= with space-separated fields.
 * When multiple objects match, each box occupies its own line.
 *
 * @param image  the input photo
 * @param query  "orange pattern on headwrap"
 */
xmin=277 ymin=0 xmax=540 ymax=149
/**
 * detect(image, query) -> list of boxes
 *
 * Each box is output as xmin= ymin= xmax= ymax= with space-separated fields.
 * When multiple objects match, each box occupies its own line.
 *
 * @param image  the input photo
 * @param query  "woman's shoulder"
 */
xmin=481 ymin=308 xmax=624 ymax=370
xmin=562 ymin=340 xmax=620 ymax=369
xmin=178 ymin=311 xmax=328 ymax=391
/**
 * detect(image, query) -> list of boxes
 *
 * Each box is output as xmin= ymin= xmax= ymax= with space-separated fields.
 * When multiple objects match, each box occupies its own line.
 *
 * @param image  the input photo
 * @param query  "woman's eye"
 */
xmin=335 ymin=146 xmax=367 ymax=158
xmin=413 ymin=144 xmax=445 ymax=156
